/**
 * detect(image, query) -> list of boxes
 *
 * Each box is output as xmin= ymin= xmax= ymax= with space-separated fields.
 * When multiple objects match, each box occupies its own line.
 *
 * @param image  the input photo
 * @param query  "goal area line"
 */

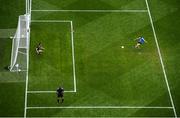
xmin=27 ymin=106 xmax=173 ymax=109
xmin=31 ymin=20 xmax=72 ymax=23
xmin=27 ymin=90 xmax=75 ymax=93
xmin=28 ymin=20 xmax=77 ymax=93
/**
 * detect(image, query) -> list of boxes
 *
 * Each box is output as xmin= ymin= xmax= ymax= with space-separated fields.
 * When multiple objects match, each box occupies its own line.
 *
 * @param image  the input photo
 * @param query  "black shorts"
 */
xmin=57 ymin=93 xmax=63 ymax=98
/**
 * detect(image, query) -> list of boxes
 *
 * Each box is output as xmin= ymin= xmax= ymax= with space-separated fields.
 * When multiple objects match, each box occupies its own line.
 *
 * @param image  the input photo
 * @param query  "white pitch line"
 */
xmin=27 ymin=90 xmax=75 ymax=93
xmin=27 ymin=106 xmax=173 ymax=109
xmin=31 ymin=20 xmax=72 ymax=23
xmin=70 ymin=21 xmax=77 ymax=92
xmin=24 ymin=0 xmax=31 ymax=117
xmin=24 ymin=15 xmax=31 ymax=118
xmin=32 ymin=9 xmax=148 ymax=13
xmin=145 ymin=0 xmax=177 ymax=117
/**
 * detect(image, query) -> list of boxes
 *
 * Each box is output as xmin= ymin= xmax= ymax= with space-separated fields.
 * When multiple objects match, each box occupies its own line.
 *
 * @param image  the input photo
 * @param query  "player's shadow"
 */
xmin=3 ymin=66 xmax=9 ymax=71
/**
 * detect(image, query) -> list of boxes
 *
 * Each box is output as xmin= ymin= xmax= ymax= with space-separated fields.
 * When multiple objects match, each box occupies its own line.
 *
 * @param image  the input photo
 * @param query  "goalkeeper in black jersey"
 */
xmin=56 ymin=87 xmax=64 ymax=103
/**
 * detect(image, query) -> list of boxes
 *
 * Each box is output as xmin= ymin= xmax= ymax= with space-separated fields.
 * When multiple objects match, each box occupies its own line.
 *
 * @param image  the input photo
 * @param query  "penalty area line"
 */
xmin=31 ymin=9 xmax=148 ymax=13
xmin=26 ymin=106 xmax=173 ymax=109
xmin=145 ymin=0 xmax=177 ymax=117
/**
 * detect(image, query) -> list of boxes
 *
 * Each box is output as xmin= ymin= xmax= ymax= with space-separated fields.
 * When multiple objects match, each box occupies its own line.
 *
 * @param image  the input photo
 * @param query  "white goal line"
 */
xmin=27 ymin=90 xmax=75 ymax=93
xmin=27 ymin=106 xmax=173 ymax=109
xmin=31 ymin=9 xmax=148 ymax=13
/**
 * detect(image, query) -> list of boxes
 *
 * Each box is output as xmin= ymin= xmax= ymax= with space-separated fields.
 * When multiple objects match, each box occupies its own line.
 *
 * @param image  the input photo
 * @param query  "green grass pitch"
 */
xmin=0 ymin=0 xmax=180 ymax=117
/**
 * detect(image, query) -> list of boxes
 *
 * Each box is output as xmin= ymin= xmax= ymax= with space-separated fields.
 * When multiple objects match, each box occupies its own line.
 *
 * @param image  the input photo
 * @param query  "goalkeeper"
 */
xmin=36 ymin=42 xmax=45 ymax=55
xmin=134 ymin=36 xmax=147 ymax=49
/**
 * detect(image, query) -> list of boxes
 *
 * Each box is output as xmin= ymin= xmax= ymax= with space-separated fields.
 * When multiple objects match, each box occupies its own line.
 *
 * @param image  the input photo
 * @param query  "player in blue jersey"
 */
xmin=134 ymin=36 xmax=147 ymax=49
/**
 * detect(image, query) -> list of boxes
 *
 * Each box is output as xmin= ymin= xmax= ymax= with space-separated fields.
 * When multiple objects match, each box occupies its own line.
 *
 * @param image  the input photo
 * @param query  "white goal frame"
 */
xmin=9 ymin=14 xmax=30 ymax=72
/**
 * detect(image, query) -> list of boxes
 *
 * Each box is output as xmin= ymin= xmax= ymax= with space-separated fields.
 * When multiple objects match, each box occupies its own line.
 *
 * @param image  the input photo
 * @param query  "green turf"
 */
xmin=32 ymin=0 xmax=146 ymax=10
xmin=0 ymin=0 xmax=180 ymax=117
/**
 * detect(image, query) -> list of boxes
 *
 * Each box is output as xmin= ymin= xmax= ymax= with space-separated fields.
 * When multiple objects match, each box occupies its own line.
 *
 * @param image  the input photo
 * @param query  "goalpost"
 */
xmin=9 ymin=0 xmax=31 ymax=72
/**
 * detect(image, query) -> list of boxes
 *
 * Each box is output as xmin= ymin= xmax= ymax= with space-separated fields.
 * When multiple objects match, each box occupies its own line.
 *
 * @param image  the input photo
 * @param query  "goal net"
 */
xmin=9 ymin=14 xmax=30 ymax=72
